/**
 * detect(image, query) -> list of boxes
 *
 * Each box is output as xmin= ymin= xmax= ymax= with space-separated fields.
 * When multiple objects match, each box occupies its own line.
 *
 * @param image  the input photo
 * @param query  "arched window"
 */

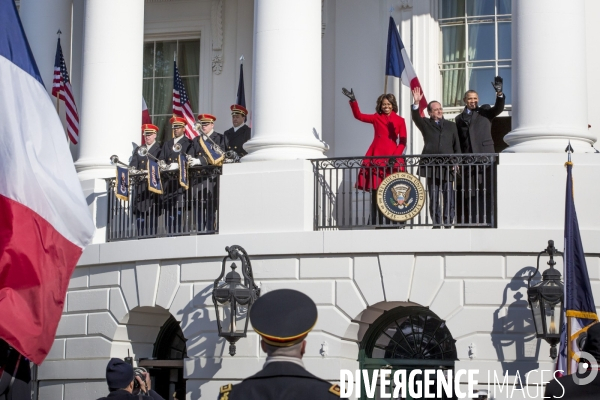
xmin=359 ymin=306 xmax=457 ymax=399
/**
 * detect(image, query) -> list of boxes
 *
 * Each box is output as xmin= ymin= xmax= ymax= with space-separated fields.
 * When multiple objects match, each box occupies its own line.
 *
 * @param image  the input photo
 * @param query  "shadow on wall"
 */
xmin=180 ymin=284 xmax=226 ymax=399
xmin=492 ymin=266 xmax=541 ymax=376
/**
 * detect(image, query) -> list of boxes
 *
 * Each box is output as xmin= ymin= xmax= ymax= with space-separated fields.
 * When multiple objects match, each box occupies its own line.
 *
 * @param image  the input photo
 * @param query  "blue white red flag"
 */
xmin=172 ymin=61 xmax=198 ymax=139
xmin=141 ymin=96 xmax=151 ymax=144
xmin=0 ymin=0 xmax=94 ymax=364
xmin=385 ymin=16 xmax=427 ymax=116
xmin=556 ymin=159 xmax=598 ymax=375
xmin=52 ymin=37 xmax=80 ymax=144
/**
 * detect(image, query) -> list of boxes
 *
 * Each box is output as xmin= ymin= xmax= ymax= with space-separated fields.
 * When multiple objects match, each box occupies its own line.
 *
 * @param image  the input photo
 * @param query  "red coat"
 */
xmin=349 ymin=100 xmax=407 ymax=191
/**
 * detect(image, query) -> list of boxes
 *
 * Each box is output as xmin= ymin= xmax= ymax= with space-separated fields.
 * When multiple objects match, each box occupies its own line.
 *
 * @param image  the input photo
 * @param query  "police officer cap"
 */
xmin=250 ymin=289 xmax=317 ymax=347
xmin=105 ymin=358 xmax=134 ymax=389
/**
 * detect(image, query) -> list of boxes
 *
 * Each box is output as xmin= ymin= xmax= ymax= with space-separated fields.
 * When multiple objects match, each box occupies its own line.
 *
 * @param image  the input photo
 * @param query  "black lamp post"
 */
xmin=212 ymin=245 xmax=260 ymax=356
xmin=527 ymin=240 xmax=565 ymax=360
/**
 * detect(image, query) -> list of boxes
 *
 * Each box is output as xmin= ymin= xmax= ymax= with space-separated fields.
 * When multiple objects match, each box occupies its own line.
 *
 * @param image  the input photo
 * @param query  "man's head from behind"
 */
xmin=463 ymin=90 xmax=479 ymax=110
xmin=250 ymin=289 xmax=317 ymax=359
xmin=106 ymin=358 xmax=134 ymax=392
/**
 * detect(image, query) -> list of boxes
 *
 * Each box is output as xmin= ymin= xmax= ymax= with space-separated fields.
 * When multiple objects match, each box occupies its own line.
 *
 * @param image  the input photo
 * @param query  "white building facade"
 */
xmin=16 ymin=0 xmax=600 ymax=399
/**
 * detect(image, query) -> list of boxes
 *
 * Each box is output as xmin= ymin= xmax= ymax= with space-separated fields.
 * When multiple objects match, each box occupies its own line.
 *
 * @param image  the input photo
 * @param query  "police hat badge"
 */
xmin=376 ymin=172 xmax=425 ymax=221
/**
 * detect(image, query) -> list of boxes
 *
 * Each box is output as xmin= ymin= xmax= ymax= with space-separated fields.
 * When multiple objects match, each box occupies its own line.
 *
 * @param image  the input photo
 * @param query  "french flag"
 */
xmin=0 ymin=0 xmax=94 ymax=364
xmin=385 ymin=16 xmax=428 ymax=116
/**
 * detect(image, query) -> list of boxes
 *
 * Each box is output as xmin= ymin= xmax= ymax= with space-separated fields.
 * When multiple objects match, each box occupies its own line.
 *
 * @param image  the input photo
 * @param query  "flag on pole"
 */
xmin=141 ymin=96 xmax=151 ymax=144
xmin=236 ymin=61 xmax=246 ymax=108
xmin=556 ymin=157 xmax=598 ymax=375
xmin=172 ymin=61 xmax=198 ymax=139
xmin=0 ymin=0 xmax=95 ymax=364
xmin=51 ymin=37 xmax=80 ymax=144
xmin=385 ymin=16 xmax=428 ymax=116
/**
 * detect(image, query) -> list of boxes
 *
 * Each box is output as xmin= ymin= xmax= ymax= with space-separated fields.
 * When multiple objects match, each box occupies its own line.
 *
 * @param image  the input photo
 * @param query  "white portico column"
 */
xmin=243 ymin=0 xmax=328 ymax=161
xmin=75 ymin=0 xmax=145 ymax=180
xmin=503 ymin=0 xmax=595 ymax=153
xmin=20 ymin=0 xmax=72 ymax=97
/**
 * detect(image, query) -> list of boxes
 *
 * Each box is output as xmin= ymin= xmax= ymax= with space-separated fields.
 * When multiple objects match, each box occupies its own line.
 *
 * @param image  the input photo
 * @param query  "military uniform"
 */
xmin=189 ymin=114 xmax=222 ymax=231
xmin=129 ymin=124 xmax=162 ymax=234
xmin=160 ymin=117 xmax=194 ymax=234
xmin=224 ymin=104 xmax=251 ymax=158
xmin=218 ymin=289 xmax=340 ymax=399
xmin=161 ymin=136 xmax=192 ymax=165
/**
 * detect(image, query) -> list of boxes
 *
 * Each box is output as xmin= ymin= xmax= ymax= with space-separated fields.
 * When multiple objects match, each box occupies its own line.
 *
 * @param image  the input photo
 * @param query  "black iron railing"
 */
xmin=311 ymin=154 xmax=498 ymax=230
xmin=106 ymin=166 xmax=221 ymax=241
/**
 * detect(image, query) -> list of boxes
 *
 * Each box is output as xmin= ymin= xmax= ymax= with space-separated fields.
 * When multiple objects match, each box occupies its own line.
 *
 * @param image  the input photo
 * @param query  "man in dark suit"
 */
xmin=411 ymin=87 xmax=461 ymax=228
xmin=454 ymin=77 xmax=505 ymax=226
xmin=218 ymin=289 xmax=340 ymax=400
xmin=129 ymin=124 xmax=163 ymax=236
xmin=190 ymin=114 xmax=224 ymax=232
xmin=544 ymin=322 xmax=600 ymax=399
xmin=159 ymin=117 xmax=194 ymax=234
xmin=224 ymin=104 xmax=251 ymax=158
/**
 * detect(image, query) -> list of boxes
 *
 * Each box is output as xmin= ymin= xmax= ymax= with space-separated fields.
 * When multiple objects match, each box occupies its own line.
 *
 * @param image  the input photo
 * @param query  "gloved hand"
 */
xmin=491 ymin=76 xmax=503 ymax=93
xmin=189 ymin=158 xmax=201 ymax=166
xmin=342 ymin=87 xmax=356 ymax=102
xmin=168 ymin=162 xmax=179 ymax=170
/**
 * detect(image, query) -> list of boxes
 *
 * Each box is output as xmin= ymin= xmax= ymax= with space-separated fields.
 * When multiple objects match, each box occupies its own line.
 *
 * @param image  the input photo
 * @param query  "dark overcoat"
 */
xmin=454 ymin=94 xmax=505 ymax=153
xmin=411 ymin=107 xmax=461 ymax=180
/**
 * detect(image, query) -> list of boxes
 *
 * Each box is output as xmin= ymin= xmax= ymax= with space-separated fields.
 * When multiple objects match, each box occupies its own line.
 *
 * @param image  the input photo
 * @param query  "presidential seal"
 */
xmin=376 ymin=172 xmax=425 ymax=222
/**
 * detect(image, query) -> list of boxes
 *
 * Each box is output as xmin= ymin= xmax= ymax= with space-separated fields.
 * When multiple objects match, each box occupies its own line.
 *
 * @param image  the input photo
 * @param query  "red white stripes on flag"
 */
xmin=51 ymin=38 xmax=79 ymax=144
xmin=172 ymin=61 xmax=198 ymax=139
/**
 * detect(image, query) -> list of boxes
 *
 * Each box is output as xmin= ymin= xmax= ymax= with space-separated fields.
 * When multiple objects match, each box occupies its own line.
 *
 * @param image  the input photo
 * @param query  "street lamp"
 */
xmin=212 ymin=245 xmax=260 ymax=356
xmin=527 ymin=240 xmax=564 ymax=360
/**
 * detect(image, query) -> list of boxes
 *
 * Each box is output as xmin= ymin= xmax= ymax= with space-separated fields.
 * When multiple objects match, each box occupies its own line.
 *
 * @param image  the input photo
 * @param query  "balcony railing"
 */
xmin=105 ymin=166 xmax=221 ymax=241
xmin=311 ymin=154 xmax=498 ymax=230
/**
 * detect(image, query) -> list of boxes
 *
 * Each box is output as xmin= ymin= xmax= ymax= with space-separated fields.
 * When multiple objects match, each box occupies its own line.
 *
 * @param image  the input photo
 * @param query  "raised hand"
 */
xmin=491 ymin=76 xmax=503 ymax=94
xmin=342 ymin=87 xmax=356 ymax=102
xmin=412 ymin=87 xmax=423 ymax=104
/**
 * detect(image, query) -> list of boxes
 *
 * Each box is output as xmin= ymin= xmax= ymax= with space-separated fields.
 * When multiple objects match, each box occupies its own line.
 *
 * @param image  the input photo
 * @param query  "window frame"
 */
xmin=439 ymin=0 xmax=512 ymax=112
xmin=143 ymin=37 xmax=201 ymax=142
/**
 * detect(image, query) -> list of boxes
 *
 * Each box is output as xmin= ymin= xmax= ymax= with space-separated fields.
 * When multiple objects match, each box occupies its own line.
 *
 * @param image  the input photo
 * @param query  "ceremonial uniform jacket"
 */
xmin=454 ymin=94 xmax=504 ymax=154
xmin=349 ymin=100 xmax=407 ymax=191
xmin=218 ymin=360 xmax=340 ymax=400
xmin=224 ymin=124 xmax=251 ymax=157
xmin=129 ymin=143 xmax=162 ymax=214
xmin=160 ymin=136 xmax=193 ymax=165
xmin=129 ymin=142 xmax=162 ymax=171
xmin=190 ymin=131 xmax=226 ymax=165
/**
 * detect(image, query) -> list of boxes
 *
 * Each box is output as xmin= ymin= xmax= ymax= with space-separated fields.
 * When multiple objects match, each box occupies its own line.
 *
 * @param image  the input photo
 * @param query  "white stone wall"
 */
xmin=38 ymin=230 xmax=600 ymax=399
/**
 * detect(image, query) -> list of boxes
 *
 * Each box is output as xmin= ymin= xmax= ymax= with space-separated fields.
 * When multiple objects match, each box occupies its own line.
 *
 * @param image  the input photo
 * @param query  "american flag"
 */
xmin=51 ymin=38 xmax=79 ymax=144
xmin=172 ymin=61 xmax=198 ymax=139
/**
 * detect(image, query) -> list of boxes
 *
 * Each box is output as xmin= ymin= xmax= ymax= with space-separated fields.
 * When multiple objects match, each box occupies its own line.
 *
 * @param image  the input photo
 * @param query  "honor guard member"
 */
xmin=160 ymin=116 xmax=193 ymax=167
xmin=130 ymin=124 xmax=162 ymax=170
xmin=129 ymin=124 xmax=162 ymax=235
xmin=224 ymin=104 xmax=251 ymax=158
xmin=218 ymin=289 xmax=341 ymax=400
xmin=191 ymin=113 xmax=227 ymax=164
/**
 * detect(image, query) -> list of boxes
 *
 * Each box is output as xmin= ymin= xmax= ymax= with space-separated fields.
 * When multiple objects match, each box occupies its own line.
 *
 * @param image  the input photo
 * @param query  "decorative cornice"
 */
xmin=399 ymin=0 xmax=413 ymax=9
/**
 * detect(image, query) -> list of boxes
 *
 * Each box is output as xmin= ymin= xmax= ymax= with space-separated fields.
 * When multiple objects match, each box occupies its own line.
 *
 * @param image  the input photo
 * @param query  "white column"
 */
xmin=503 ymin=0 xmax=595 ymax=153
xmin=243 ymin=0 xmax=328 ymax=161
xmin=75 ymin=0 xmax=145 ymax=180
xmin=20 ymin=0 xmax=72 ymax=98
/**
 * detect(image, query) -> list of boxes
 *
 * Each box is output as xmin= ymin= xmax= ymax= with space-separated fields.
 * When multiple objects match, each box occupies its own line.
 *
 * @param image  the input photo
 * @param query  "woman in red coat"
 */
xmin=342 ymin=88 xmax=407 ymax=192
